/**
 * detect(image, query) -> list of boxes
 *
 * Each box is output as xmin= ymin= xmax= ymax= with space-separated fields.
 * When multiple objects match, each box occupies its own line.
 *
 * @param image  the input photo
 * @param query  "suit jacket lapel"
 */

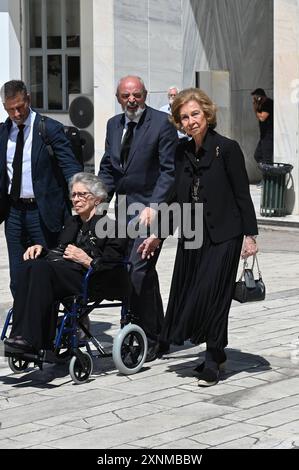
xmin=112 ymin=114 xmax=125 ymax=168
xmin=125 ymin=107 xmax=150 ymax=171
xmin=0 ymin=119 xmax=11 ymax=166
xmin=0 ymin=119 xmax=12 ymax=193
xmin=31 ymin=113 xmax=44 ymax=174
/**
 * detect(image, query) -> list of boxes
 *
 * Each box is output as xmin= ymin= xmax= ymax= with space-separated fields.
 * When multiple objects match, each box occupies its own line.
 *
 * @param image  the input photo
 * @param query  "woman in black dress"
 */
xmin=139 ymin=88 xmax=258 ymax=386
xmin=5 ymin=172 xmax=127 ymax=353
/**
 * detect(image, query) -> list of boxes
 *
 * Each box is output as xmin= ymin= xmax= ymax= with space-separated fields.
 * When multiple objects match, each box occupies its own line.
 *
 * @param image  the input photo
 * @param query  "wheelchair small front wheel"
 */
xmin=69 ymin=352 xmax=93 ymax=384
xmin=113 ymin=323 xmax=148 ymax=375
xmin=8 ymin=356 xmax=30 ymax=374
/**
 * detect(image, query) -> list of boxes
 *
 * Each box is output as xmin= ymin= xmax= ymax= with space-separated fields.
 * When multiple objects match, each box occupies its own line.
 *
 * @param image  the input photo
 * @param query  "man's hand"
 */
xmin=23 ymin=244 xmax=43 ymax=261
xmin=137 ymin=235 xmax=161 ymax=259
xmin=139 ymin=207 xmax=157 ymax=226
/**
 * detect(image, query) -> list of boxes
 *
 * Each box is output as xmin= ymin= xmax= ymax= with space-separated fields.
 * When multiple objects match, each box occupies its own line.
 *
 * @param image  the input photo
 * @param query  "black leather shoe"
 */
xmin=197 ymin=367 xmax=219 ymax=387
xmin=4 ymin=336 xmax=22 ymax=345
xmin=4 ymin=337 xmax=16 ymax=346
xmin=155 ymin=341 xmax=170 ymax=357
xmin=145 ymin=346 xmax=158 ymax=363
xmin=7 ymin=338 xmax=35 ymax=353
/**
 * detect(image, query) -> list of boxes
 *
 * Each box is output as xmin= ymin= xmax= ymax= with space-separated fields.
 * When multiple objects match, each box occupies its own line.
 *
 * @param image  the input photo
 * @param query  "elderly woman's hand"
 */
xmin=241 ymin=236 xmax=258 ymax=259
xmin=63 ymin=244 xmax=93 ymax=268
xmin=137 ymin=235 xmax=161 ymax=260
xmin=23 ymin=244 xmax=44 ymax=261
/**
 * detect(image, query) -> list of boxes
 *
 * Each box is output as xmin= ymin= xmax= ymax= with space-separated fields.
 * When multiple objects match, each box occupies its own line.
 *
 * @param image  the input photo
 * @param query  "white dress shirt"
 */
xmin=7 ymin=109 xmax=36 ymax=198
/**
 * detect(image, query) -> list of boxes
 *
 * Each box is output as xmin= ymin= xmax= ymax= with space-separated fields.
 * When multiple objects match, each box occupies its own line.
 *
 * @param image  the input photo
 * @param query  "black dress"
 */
xmin=161 ymin=142 xmax=244 ymax=351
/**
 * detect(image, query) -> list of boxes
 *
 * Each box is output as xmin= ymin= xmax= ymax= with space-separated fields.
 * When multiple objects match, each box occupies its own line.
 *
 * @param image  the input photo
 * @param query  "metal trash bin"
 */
xmin=260 ymin=163 xmax=293 ymax=217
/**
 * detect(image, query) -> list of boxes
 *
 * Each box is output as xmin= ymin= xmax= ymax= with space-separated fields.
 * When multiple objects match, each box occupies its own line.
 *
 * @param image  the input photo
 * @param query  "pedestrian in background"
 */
xmin=251 ymin=87 xmax=273 ymax=166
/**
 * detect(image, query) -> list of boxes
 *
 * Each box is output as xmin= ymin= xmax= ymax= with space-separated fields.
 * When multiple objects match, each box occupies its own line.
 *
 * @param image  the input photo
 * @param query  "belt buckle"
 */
xmin=20 ymin=198 xmax=35 ymax=204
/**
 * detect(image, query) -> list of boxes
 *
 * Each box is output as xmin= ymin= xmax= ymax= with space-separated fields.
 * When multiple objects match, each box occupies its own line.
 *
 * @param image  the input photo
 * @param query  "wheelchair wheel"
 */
xmin=69 ymin=352 xmax=93 ymax=384
xmin=113 ymin=323 xmax=147 ymax=375
xmin=8 ymin=356 xmax=30 ymax=374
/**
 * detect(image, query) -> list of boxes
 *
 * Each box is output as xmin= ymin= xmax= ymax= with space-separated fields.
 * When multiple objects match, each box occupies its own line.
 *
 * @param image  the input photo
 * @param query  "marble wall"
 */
xmin=94 ymin=0 xmax=274 ymax=186
xmin=182 ymin=0 xmax=273 ymax=181
xmin=274 ymin=0 xmax=299 ymax=214
xmin=0 ymin=0 xmax=21 ymax=122
xmin=113 ymin=0 xmax=182 ymax=113
xmin=93 ymin=0 xmax=115 ymax=173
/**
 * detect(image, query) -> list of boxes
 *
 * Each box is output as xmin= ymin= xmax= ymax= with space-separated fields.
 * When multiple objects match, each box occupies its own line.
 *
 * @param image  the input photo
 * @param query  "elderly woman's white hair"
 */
xmin=69 ymin=172 xmax=108 ymax=202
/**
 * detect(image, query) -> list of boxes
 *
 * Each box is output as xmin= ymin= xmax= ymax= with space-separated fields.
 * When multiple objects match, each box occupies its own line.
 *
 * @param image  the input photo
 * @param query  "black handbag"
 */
xmin=233 ymin=255 xmax=266 ymax=303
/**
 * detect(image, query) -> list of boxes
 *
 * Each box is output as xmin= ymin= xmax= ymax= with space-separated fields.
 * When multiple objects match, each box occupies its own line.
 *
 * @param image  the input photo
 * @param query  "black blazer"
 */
xmin=173 ymin=129 xmax=258 ymax=244
xmin=0 ymin=113 xmax=82 ymax=228
xmin=99 ymin=106 xmax=178 ymax=207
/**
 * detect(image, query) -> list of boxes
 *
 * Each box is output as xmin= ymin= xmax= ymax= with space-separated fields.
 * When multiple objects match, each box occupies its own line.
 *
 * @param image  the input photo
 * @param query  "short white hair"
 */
xmin=168 ymin=86 xmax=179 ymax=94
xmin=69 ymin=172 xmax=108 ymax=201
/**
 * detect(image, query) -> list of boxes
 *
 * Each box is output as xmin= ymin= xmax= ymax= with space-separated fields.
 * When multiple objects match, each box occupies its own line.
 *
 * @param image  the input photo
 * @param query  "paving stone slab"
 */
xmin=47 ymin=403 xmax=238 ymax=449
xmin=192 ymin=422 xmax=266 ymax=446
xmin=221 ymin=395 xmax=299 ymax=422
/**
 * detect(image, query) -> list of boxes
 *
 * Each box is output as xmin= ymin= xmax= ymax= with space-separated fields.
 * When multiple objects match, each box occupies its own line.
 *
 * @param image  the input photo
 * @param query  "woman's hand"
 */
xmin=241 ymin=236 xmax=258 ymax=259
xmin=63 ymin=244 xmax=92 ymax=268
xmin=23 ymin=244 xmax=43 ymax=261
xmin=137 ymin=235 xmax=161 ymax=259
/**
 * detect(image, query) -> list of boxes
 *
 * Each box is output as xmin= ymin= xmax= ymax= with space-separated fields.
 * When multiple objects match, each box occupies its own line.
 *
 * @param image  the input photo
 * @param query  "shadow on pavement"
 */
xmin=165 ymin=348 xmax=271 ymax=381
xmin=0 ymin=319 xmax=118 ymax=388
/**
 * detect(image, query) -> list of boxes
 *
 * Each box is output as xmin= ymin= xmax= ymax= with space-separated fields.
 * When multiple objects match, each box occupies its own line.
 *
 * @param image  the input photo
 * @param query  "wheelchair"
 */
xmin=1 ymin=264 xmax=148 ymax=384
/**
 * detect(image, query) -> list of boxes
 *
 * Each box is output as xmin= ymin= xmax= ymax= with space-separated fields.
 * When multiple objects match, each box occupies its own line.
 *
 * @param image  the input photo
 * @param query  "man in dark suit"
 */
xmin=0 ymin=80 xmax=82 ymax=295
xmin=99 ymin=75 xmax=178 ymax=360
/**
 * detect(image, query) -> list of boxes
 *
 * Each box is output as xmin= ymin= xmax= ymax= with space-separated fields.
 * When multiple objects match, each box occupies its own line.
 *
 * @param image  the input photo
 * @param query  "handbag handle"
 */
xmin=238 ymin=254 xmax=262 ymax=282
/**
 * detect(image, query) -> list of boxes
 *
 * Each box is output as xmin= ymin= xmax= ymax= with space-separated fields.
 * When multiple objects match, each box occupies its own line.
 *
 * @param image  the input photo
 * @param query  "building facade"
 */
xmin=0 ymin=0 xmax=297 ymax=214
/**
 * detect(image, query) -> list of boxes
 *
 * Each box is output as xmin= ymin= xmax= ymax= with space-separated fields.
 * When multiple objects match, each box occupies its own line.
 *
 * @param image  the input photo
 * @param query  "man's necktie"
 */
xmin=10 ymin=124 xmax=25 ymax=201
xmin=120 ymin=121 xmax=136 ymax=167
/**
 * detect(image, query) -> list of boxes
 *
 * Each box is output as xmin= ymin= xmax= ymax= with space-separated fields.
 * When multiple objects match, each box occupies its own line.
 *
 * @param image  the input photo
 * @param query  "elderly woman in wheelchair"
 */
xmin=3 ymin=173 xmax=148 ymax=383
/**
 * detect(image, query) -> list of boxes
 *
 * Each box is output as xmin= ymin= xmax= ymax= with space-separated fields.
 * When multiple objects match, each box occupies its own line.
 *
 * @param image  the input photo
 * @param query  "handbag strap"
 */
xmin=238 ymin=254 xmax=262 ymax=281
xmin=251 ymin=254 xmax=262 ymax=278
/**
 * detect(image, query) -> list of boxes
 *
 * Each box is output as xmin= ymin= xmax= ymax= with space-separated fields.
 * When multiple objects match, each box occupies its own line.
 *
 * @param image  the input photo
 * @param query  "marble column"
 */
xmin=0 ymin=0 xmax=21 ymax=121
xmin=274 ymin=0 xmax=299 ymax=214
xmin=93 ymin=0 xmax=115 ymax=173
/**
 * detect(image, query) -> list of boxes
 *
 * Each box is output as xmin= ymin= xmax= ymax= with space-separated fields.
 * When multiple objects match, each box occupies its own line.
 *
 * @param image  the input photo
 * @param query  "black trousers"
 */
xmin=10 ymin=259 xmax=83 ymax=350
xmin=128 ymin=238 xmax=164 ymax=343
xmin=254 ymin=134 xmax=273 ymax=165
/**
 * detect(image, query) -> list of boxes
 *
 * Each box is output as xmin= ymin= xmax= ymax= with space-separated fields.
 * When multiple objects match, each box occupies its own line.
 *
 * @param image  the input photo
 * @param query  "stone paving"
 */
xmin=0 ymin=208 xmax=299 ymax=449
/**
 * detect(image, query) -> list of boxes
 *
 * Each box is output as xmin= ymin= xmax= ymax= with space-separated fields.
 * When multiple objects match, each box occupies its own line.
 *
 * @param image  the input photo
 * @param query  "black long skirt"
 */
xmin=161 ymin=225 xmax=243 ymax=350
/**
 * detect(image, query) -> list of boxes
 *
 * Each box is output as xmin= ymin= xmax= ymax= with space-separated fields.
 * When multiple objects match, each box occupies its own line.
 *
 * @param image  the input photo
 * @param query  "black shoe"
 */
xmin=6 ymin=337 xmax=35 ymax=353
xmin=197 ymin=367 xmax=219 ymax=387
xmin=155 ymin=341 xmax=170 ymax=358
xmin=4 ymin=336 xmax=22 ymax=344
xmin=145 ymin=346 xmax=158 ymax=363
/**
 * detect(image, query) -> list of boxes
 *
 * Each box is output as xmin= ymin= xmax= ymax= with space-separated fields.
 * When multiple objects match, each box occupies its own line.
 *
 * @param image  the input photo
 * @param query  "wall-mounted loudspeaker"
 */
xmin=68 ymin=94 xmax=94 ymax=172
